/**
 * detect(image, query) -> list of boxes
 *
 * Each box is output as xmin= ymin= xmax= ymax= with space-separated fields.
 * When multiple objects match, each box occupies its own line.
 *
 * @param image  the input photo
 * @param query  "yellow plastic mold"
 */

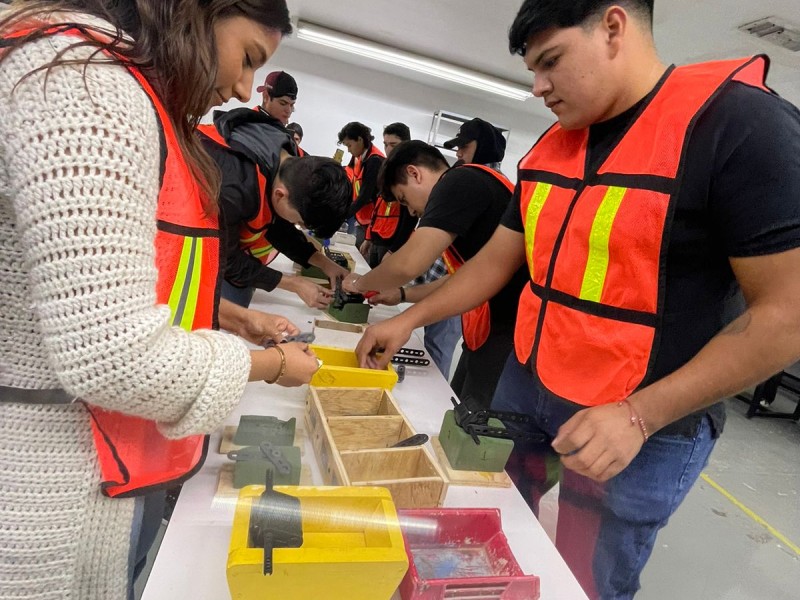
xmin=310 ymin=345 xmax=398 ymax=390
xmin=227 ymin=485 xmax=409 ymax=600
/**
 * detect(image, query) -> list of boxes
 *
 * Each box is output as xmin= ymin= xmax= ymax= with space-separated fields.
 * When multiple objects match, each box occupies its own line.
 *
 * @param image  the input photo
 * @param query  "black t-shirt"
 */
xmin=420 ymin=166 xmax=529 ymax=333
xmin=502 ymin=80 xmax=800 ymax=434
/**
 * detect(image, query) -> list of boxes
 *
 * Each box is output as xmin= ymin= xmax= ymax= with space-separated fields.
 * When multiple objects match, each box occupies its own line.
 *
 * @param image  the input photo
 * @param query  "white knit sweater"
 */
xmin=0 ymin=19 xmax=251 ymax=600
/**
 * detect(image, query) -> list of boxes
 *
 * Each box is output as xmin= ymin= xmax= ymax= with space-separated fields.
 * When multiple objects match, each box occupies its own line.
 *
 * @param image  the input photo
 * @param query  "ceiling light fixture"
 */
xmin=295 ymin=21 xmax=532 ymax=101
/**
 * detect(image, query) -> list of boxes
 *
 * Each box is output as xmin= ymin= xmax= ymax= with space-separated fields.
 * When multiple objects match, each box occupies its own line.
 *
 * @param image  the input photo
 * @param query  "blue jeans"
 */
xmin=492 ymin=355 xmax=717 ymax=600
xmin=423 ymin=316 xmax=461 ymax=379
xmin=221 ymin=279 xmax=255 ymax=308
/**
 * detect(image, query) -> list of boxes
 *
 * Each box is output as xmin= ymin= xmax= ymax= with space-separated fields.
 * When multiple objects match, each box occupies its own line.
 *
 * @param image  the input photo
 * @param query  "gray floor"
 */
xmin=638 ymin=394 xmax=799 ymax=600
xmin=135 ymin=386 xmax=799 ymax=600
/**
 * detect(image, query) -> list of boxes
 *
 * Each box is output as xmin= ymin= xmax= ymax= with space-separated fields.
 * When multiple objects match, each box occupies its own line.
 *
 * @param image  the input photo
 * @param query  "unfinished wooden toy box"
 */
xmin=305 ymin=387 xmax=448 ymax=508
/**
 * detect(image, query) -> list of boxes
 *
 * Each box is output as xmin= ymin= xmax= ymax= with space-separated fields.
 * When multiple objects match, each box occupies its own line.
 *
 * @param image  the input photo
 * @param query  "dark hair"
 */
xmin=337 ymin=121 xmax=373 ymax=145
xmin=509 ymin=0 xmax=654 ymax=56
xmin=286 ymin=122 xmax=304 ymax=139
xmin=0 ymin=0 xmax=293 ymax=214
xmin=383 ymin=122 xmax=411 ymax=142
xmin=279 ymin=156 xmax=352 ymax=238
xmin=378 ymin=141 xmax=448 ymax=202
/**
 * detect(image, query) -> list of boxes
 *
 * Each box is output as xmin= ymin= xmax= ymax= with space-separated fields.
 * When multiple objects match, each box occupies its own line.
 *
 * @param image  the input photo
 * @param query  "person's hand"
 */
xmin=355 ymin=316 xmax=414 ymax=370
xmin=359 ymin=239 xmax=372 ymax=259
xmin=293 ymin=277 xmax=333 ymax=309
xmin=342 ymin=272 xmax=362 ymax=294
xmin=238 ymin=310 xmax=300 ymax=346
xmin=268 ymin=343 xmax=321 ymax=387
xmin=318 ymin=254 xmax=350 ymax=281
xmin=367 ymin=288 xmax=401 ymax=306
xmin=551 ymin=400 xmax=646 ymax=482
xmin=321 ymin=260 xmax=349 ymax=282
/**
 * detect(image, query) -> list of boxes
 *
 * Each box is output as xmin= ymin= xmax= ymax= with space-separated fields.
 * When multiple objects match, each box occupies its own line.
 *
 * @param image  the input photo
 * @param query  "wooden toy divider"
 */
xmin=306 ymin=387 xmax=448 ymax=508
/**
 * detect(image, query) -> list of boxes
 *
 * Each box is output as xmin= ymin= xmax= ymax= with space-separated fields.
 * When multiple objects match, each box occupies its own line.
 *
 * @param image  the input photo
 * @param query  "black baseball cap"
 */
xmin=443 ymin=118 xmax=493 ymax=149
xmin=256 ymin=70 xmax=298 ymax=99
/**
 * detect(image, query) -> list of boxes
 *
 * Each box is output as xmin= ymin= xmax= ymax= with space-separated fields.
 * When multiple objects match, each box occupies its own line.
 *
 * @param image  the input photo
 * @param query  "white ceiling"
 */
xmin=283 ymin=0 xmax=800 ymax=107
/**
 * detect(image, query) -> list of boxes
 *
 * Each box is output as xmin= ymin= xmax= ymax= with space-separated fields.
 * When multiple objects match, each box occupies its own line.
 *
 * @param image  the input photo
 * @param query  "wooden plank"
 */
xmin=349 ymin=476 xmax=445 ymax=509
xmin=430 ymin=436 xmax=513 ymax=488
xmin=313 ymin=318 xmax=365 ymax=334
xmin=327 ymin=416 xmax=409 ymax=450
xmin=340 ymin=447 xmax=434 ymax=480
xmin=309 ymin=387 xmax=399 ymax=416
xmin=304 ymin=403 xmax=350 ymax=488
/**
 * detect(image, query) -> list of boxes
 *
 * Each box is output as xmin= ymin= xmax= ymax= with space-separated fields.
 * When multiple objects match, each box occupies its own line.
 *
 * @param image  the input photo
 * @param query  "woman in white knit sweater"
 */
xmin=0 ymin=1 xmax=320 ymax=597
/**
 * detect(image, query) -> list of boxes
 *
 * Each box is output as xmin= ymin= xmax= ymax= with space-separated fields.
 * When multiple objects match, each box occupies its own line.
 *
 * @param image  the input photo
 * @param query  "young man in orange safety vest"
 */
xmin=354 ymin=1 xmax=800 ymax=597
xmin=359 ymin=122 xmax=418 ymax=268
xmin=199 ymin=99 xmax=352 ymax=310
xmin=344 ymin=141 xmax=529 ymax=411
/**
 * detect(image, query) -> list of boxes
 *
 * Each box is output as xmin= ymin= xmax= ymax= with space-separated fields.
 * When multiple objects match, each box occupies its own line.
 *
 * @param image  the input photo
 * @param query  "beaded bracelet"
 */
xmin=618 ymin=399 xmax=649 ymax=442
xmin=399 ymin=286 xmax=406 ymax=302
xmin=265 ymin=345 xmax=287 ymax=384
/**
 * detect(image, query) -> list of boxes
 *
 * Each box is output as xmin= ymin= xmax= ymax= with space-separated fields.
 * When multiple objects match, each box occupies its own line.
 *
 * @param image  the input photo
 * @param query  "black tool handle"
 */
xmin=390 ymin=433 xmax=429 ymax=448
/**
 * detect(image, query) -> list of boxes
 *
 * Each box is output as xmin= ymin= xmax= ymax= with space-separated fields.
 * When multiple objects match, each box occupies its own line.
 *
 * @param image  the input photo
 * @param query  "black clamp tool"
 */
xmin=332 ymin=275 xmax=366 ymax=310
xmin=324 ymin=247 xmax=350 ymax=270
xmin=248 ymin=470 xmax=303 ymax=575
xmin=451 ymin=396 xmax=548 ymax=445
xmin=390 ymin=347 xmax=430 ymax=367
xmin=227 ymin=441 xmax=292 ymax=476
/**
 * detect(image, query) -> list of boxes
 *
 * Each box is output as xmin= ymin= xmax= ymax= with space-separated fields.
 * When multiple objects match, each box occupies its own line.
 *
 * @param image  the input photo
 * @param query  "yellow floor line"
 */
xmin=700 ymin=472 xmax=800 ymax=557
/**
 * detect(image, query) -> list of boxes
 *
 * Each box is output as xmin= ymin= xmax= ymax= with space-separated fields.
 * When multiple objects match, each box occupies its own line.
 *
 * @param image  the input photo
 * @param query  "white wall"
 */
xmin=204 ymin=46 xmax=555 ymax=182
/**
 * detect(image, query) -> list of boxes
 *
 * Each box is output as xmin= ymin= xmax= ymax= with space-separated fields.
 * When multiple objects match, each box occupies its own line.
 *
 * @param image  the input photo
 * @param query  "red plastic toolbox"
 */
xmin=397 ymin=508 xmax=540 ymax=600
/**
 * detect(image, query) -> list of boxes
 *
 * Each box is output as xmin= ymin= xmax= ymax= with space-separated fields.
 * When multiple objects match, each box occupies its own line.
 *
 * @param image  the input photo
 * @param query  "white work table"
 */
xmin=142 ymin=245 xmax=588 ymax=600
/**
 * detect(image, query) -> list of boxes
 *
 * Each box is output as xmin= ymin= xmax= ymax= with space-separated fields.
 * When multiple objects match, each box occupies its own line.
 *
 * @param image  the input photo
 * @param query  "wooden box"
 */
xmin=305 ymin=387 xmax=448 ymax=509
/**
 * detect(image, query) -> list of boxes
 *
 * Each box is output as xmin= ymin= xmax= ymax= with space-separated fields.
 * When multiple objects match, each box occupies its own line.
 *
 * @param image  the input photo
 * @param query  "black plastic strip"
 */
xmin=517 ymin=169 xmax=581 ymax=190
xmin=530 ymin=282 xmax=657 ymax=328
xmin=157 ymin=220 xmax=219 ymax=238
xmin=589 ymin=173 xmax=677 ymax=195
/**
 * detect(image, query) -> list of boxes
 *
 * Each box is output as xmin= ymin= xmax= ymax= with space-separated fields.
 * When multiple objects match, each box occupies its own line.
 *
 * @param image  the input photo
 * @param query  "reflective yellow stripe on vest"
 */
xmin=579 ymin=186 xmax=627 ymax=302
xmin=524 ymin=183 xmax=553 ymax=280
xmin=250 ymin=244 xmax=275 ymax=259
xmin=167 ymin=237 xmax=203 ymax=331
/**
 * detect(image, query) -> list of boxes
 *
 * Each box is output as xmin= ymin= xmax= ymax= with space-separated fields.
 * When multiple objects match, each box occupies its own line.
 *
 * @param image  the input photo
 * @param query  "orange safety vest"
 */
xmin=351 ymin=144 xmax=385 ymax=226
xmin=197 ymin=124 xmax=280 ymax=266
xmin=440 ymin=164 xmax=515 ymax=351
xmin=1 ymin=24 xmax=224 ymax=497
xmin=367 ymin=196 xmax=402 ymax=241
xmin=515 ymin=56 xmax=771 ymax=407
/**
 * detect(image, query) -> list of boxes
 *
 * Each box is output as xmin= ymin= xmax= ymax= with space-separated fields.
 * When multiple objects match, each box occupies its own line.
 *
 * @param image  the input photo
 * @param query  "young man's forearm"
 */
xmin=632 ymin=302 xmax=800 ymax=433
xmin=404 ymin=277 xmax=448 ymax=302
xmin=218 ymin=298 xmax=249 ymax=337
xmin=394 ymin=227 xmax=525 ymax=329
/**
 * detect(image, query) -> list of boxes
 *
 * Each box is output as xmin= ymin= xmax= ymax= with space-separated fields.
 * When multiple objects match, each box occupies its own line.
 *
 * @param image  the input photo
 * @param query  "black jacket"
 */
xmin=200 ymin=107 xmax=316 ymax=291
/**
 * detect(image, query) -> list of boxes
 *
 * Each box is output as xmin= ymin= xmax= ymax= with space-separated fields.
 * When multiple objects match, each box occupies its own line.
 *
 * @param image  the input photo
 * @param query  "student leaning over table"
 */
xmin=356 ymin=1 xmax=800 ymax=598
xmin=0 ymin=1 xmax=320 ymax=599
